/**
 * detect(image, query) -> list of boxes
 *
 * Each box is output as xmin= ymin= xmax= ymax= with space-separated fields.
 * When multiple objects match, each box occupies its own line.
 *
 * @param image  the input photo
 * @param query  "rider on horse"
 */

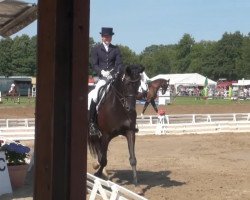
xmin=88 ymin=27 xmax=123 ymax=135
xmin=138 ymin=71 xmax=150 ymax=95
xmin=9 ymin=83 xmax=16 ymax=94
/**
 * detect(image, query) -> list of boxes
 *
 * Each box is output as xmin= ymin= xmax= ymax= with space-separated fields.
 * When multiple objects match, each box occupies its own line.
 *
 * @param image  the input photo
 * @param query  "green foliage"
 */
xmin=0 ymin=38 xmax=14 ymax=76
xmin=118 ymin=45 xmax=139 ymax=66
xmin=0 ymin=31 xmax=250 ymax=81
xmin=213 ymin=32 xmax=244 ymax=80
xmin=0 ymin=35 xmax=36 ymax=77
xmin=235 ymin=35 xmax=250 ymax=79
xmin=140 ymin=45 xmax=176 ymax=77
xmin=0 ymin=142 xmax=30 ymax=166
xmin=0 ymin=97 xmax=35 ymax=107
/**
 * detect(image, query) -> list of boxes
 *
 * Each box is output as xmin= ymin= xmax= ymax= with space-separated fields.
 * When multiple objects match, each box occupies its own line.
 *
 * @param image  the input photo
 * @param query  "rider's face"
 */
xmin=102 ymin=35 xmax=112 ymax=45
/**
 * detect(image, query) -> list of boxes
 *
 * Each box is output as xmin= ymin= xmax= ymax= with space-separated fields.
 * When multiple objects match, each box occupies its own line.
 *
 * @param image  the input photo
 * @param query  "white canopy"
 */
xmin=232 ymin=79 xmax=250 ymax=86
xmin=150 ymin=73 xmax=216 ymax=87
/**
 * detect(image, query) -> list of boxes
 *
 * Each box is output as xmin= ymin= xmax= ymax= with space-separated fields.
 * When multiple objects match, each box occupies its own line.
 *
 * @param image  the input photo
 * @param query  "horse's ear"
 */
xmin=139 ymin=65 xmax=145 ymax=73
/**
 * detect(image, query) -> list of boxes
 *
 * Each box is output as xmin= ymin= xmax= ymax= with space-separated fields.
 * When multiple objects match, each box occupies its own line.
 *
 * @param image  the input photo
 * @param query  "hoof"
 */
xmin=94 ymin=172 xmax=102 ymax=178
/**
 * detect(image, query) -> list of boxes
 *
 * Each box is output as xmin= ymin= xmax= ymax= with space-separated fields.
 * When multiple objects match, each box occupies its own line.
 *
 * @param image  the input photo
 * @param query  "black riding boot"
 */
xmin=89 ymin=100 xmax=100 ymax=136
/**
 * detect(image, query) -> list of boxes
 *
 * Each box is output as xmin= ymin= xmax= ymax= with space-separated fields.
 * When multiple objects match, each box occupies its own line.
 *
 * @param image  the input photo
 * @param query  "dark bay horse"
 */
xmin=88 ymin=64 xmax=145 ymax=185
xmin=137 ymin=78 xmax=170 ymax=115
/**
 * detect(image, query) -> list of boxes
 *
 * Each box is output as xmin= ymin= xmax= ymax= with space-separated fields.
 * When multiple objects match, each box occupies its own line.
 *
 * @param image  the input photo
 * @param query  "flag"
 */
xmin=204 ymin=77 xmax=208 ymax=87
xmin=204 ymin=77 xmax=208 ymax=97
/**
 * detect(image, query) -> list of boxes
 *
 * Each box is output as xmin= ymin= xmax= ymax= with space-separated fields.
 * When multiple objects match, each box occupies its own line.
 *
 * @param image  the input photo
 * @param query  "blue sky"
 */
xmin=12 ymin=0 xmax=250 ymax=54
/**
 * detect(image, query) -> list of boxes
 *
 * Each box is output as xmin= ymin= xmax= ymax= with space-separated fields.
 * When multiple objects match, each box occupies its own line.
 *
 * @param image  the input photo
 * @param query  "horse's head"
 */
xmin=160 ymin=79 xmax=170 ymax=94
xmin=122 ymin=64 xmax=144 ymax=112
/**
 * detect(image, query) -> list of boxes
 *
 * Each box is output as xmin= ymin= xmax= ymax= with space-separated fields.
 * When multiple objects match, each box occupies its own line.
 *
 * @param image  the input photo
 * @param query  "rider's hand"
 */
xmin=101 ymin=70 xmax=110 ymax=77
xmin=107 ymin=74 xmax=112 ymax=80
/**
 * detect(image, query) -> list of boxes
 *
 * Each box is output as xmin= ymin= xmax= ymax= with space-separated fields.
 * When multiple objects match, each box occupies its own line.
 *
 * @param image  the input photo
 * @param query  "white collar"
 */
xmin=103 ymin=42 xmax=109 ymax=51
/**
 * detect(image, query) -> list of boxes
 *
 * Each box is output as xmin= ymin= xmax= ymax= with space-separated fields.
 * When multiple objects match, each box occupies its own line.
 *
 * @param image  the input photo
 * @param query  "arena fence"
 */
xmin=137 ymin=113 xmax=250 ymax=135
xmin=0 ymin=113 xmax=250 ymax=141
xmin=1 ymin=115 xmax=249 ymax=199
xmin=87 ymin=173 xmax=147 ymax=200
xmin=0 ymin=118 xmax=35 ymax=140
xmin=0 ymin=137 xmax=147 ymax=200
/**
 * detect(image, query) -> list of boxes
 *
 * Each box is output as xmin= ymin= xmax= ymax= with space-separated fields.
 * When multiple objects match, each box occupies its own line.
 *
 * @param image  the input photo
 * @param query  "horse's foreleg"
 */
xmin=142 ymin=101 xmax=150 ymax=115
xmin=94 ymin=139 xmax=109 ymax=178
xmin=126 ymin=131 xmax=137 ymax=185
xmin=92 ymin=162 xmax=109 ymax=179
xmin=151 ymin=100 xmax=158 ymax=113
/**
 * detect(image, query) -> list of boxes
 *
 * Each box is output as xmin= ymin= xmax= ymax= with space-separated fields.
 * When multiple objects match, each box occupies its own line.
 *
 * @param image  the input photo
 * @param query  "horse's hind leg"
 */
xmin=142 ymin=101 xmax=150 ymax=115
xmin=151 ymin=100 xmax=158 ymax=113
xmin=126 ymin=131 xmax=138 ymax=185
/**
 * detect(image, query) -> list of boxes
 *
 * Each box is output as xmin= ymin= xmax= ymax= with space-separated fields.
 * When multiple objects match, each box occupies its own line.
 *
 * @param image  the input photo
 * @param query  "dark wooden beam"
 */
xmin=34 ymin=0 xmax=89 ymax=199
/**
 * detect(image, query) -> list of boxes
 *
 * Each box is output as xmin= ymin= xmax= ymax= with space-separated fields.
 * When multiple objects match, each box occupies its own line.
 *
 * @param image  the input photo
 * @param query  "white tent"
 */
xmin=150 ymin=73 xmax=216 ymax=88
xmin=232 ymin=79 xmax=250 ymax=86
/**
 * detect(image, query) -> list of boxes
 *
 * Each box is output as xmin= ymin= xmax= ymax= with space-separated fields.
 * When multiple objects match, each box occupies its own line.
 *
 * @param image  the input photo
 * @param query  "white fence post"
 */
xmin=192 ymin=114 xmax=196 ymax=124
xmin=233 ymin=114 xmax=236 ymax=122
xmin=207 ymin=114 xmax=211 ymax=122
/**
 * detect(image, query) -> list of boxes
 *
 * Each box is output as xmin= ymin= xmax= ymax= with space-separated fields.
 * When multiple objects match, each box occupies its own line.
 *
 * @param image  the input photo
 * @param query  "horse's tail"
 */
xmin=88 ymin=134 xmax=101 ymax=159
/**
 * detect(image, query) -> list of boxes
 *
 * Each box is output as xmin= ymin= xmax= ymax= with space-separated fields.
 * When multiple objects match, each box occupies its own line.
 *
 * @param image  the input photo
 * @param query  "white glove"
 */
xmin=101 ymin=70 xmax=110 ymax=77
xmin=107 ymin=74 xmax=112 ymax=80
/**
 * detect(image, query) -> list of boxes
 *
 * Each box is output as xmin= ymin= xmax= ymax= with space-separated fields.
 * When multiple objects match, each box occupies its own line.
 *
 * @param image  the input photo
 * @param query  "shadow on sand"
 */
xmin=108 ymin=169 xmax=185 ymax=195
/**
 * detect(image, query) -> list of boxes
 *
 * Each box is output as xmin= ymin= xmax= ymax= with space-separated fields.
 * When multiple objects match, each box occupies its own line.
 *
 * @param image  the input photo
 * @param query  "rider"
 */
xmin=9 ymin=83 xmax=15 ymax=93
xmin=88 ymin=27 xmax=123 ymax=134
xmin=139 ymin=71 xmax=150 ymax=94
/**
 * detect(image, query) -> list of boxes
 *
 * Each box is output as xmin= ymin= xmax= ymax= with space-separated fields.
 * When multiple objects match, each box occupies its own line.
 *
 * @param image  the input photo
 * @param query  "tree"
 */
xmin=118 ymin=45 xmax=139 ymax=66
xmin=11 ymin=35 xmax=37 ymax=76
xmin=140 ymin=45 xmax=174 ymax=77
xmin=176 ymin=34 xmax=195 ymax=72
xmin=88 ymin=37 xmax=96 ymax=75
xmin=0 ymin=37 xmax=14 ymax=76
xmin=213 ymin=32 xmax=243 ymax=80
xmin=235 ymin=34 xmax=250 ymax=79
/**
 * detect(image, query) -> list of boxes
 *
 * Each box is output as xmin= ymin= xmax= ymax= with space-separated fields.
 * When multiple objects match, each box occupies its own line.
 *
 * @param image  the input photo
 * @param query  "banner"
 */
xmin=0 ymin=151 xmax=12 ymax=196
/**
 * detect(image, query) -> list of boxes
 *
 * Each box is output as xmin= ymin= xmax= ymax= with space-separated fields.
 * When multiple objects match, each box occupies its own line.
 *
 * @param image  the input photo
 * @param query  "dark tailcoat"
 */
xmin=91 ymin=43 xmax=123 ymax=77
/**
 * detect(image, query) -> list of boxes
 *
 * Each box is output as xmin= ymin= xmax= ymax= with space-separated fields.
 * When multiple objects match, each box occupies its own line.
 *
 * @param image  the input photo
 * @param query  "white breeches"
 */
xmin=138 ymin=80 xmax=147 ymax=92
xmin=88 ymin=79 xmax=107 ymax=110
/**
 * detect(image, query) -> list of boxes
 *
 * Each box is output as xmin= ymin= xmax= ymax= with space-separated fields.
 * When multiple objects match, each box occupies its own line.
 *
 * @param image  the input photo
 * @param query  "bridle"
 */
xmin=160 ymin=80 xmax=169 ymax=94
xmin=112 ymin=74 xmax=141 ymax=111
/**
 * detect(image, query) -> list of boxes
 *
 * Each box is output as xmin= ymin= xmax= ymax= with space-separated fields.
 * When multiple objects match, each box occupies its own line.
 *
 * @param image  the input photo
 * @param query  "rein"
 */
xmin=111 ymin=74 xmax=140 ymax=109
xmin=122 ymin=75 xmax=141 ymax=83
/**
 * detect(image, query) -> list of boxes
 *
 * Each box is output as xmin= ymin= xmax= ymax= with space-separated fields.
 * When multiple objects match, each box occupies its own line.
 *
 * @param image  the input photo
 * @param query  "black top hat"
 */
xmin=100 ymin=27 xmax=114 ymax=36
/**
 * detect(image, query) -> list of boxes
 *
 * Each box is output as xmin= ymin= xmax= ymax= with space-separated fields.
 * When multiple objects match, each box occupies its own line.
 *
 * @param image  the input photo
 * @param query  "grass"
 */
xmin=0 ymin=96 xmax=250 ymax=107
xmin=171 ymin=96 xmax=250 ymax=106
xmin=0 ymin=96 xmax=35 ymax=107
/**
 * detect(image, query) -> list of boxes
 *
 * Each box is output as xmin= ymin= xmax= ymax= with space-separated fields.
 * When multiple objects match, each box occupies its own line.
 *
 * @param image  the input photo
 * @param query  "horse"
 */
xmin=137 ymin=78 xmax=170 ymax=115
xmin=6 ymin=85 xmax=20 ymax=103
xmin=88 ymin=64 xmax=145 ymax=186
